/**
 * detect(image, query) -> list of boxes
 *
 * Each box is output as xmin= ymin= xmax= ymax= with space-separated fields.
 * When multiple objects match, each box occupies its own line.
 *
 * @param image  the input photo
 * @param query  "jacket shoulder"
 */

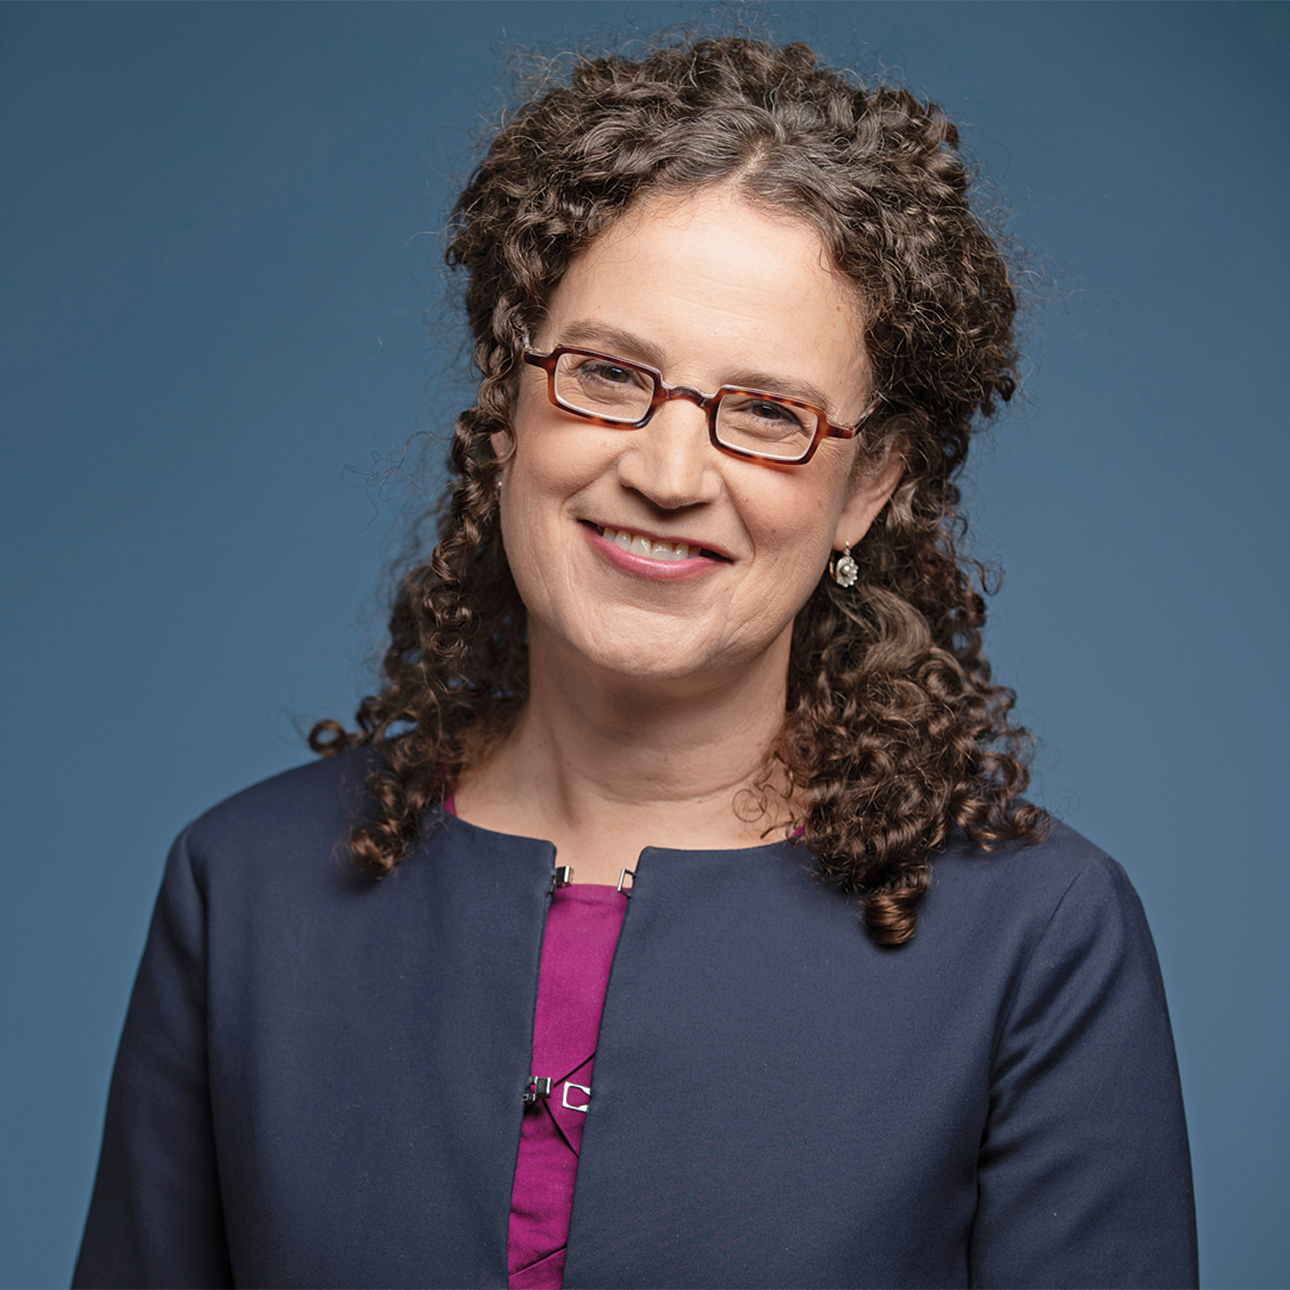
xmin=922 ymin=815 xmax=1151 ymax=961
xmin=935 ymin=813 xmax=1124 ymax=894
xmin=178 ymin=747 xmax=380 ymax=886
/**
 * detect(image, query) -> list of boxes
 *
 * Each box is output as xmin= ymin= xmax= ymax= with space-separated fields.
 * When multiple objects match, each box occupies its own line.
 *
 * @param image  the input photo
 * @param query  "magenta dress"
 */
xmin=508 ymin=882 xmax=626 ymax=1287
xmin=443 ymin=800 xmax=627 ymax=1289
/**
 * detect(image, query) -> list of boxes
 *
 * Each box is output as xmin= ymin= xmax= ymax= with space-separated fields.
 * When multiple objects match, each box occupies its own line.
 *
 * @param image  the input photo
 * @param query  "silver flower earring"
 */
xmin=830 ymin=546 xmax=858 ymax=588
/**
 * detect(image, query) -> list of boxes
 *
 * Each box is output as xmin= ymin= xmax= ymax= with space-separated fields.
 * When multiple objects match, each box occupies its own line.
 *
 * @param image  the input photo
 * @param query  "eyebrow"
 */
xmin=554 ymin=319 xmax=849 ymax=422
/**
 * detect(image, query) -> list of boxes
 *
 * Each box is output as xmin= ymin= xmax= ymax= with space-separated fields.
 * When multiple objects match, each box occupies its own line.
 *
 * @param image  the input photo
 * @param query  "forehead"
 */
xmin=541 ymin=186 xmax=870 ymax=408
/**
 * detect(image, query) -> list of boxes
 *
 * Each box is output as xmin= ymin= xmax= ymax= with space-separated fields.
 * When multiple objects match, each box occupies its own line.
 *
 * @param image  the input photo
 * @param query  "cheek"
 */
xmin=505 ymin=427 xmax=595 ymax=519
xmin=741 ymin=470 xmax=849 ymax=567
xmin=497 ymin=424 xmax=608 ymax=599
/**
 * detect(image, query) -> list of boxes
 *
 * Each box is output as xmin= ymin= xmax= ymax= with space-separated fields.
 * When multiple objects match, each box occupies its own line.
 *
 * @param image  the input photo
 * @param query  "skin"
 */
xmin=454 ymin=185 xmax=903 ymax=885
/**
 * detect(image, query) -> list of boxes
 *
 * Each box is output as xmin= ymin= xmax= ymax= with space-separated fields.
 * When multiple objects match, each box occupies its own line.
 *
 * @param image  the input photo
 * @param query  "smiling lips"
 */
xmin=586 ymin=522 xmax=728 ymax=572
xmin=601 ymin=526 xmax=701 ymax=562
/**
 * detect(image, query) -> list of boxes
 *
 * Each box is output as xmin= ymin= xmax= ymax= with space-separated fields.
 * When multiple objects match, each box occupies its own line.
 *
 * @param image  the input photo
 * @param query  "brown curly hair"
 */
xmin=311 ymin=35 xmax=1045 ymax=946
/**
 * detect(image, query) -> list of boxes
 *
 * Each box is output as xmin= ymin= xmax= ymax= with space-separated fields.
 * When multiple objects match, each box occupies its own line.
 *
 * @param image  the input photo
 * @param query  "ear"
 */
xmin=833 ymin=442 xmax=905 ymax=551
xmin=489 ymin=429 xmax=515 ymax=466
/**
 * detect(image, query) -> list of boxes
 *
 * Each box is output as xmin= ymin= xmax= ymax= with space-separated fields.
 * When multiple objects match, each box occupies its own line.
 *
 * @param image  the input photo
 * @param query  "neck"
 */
xmin=453 ymin=625 xmax=796 ymax=881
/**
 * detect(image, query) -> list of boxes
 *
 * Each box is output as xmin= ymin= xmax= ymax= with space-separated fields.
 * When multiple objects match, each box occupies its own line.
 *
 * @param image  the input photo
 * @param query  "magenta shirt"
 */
xmin=443 ymin=800 xmax=627 ymax=1289
xmin=509 ymin=882 xmax=626 ymax=1287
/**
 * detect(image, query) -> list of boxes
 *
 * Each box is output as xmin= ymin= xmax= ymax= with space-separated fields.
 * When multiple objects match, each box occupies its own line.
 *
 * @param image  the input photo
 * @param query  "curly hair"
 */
xmin=311 ymin=35 xmax=1045 ymax=946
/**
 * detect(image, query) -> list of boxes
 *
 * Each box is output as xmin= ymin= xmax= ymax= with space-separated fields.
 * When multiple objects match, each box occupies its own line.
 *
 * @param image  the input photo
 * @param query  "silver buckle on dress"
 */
xmin=523 ymin=1076 xmax=553 ymax=1104
xmin=562 ymin=1081 xmax=591 ymax=1113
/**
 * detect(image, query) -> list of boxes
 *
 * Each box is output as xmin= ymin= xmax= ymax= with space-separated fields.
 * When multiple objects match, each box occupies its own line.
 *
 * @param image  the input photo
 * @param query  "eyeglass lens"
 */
xmin=553 ymin=351 xmax=820 ymax=461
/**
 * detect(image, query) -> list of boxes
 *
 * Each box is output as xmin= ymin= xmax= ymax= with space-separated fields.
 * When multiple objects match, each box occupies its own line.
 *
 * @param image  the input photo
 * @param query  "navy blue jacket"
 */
xmin=74 ymin=751 xmax=1196 ymax=1288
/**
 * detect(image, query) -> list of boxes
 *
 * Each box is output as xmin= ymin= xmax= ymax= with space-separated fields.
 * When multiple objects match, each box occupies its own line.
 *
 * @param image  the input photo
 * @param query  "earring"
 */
xmin=830 ymin=546 xmax=858 ymax=588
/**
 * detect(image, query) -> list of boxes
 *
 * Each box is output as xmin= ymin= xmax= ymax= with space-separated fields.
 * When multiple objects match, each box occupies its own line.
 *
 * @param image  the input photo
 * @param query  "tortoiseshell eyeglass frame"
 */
xmin=521 ymin=343 xmax=883 ymax=466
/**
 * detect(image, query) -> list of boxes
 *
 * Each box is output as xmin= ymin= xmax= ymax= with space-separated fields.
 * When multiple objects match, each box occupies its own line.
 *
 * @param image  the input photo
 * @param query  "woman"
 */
xmin=74 ymin=37 xmax=1196 ymax=1290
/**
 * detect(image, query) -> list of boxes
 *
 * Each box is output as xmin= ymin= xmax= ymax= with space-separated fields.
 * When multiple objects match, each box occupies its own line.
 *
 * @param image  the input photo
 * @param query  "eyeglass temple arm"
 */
xmin=834 ymin=393 xmax=891 ymax=437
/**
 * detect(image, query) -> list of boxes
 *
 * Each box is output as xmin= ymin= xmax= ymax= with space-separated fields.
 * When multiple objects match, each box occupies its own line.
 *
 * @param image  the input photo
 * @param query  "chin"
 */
xmin=534 ymin=612 xmax=716 ymax=684
xmin=583 ymin=637 xmax=723 ymax=688
xmin=556 ymin=613 xmax=791 ymax=699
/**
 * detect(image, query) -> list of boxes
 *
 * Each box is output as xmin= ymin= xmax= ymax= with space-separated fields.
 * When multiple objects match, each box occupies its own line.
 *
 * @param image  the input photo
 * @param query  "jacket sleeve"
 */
xmin=73 ymin=827 xmax=233 ymax=1289
xmin=970 ymin=854 xmax=1197 ymax=1289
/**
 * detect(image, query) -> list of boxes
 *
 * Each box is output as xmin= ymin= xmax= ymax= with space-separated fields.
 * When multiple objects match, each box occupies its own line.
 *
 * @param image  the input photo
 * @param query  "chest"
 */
xmin=202 ymin=835 xmax=999 ymax=1287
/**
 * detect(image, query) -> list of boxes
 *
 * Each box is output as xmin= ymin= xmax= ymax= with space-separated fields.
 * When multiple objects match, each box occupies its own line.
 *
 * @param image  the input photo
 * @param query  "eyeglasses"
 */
xmin=521 ymin=343 xmax=881 ymax=465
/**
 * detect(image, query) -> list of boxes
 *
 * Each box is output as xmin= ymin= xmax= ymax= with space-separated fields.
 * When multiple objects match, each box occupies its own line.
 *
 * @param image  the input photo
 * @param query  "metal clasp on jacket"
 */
xmin=523 ymin=1075 xmax=590 ymax=1113
xmin=562 ymin=1081 xmax=590 ymax=1113
xmin=550 ymin=865 xmax=573 ymax=893
xmin=523 ymin=1076 xmax=553 ymax=1105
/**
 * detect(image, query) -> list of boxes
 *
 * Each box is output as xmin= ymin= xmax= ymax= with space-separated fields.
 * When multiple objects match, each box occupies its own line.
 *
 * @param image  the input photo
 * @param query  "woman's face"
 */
xmin=497 ymin=185 xmax=901 ymax=693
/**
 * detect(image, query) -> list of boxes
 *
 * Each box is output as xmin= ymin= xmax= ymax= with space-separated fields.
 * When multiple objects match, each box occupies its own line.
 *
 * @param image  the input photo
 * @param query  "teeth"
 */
xmin=602 ymin=527 xmax=696 ymax=561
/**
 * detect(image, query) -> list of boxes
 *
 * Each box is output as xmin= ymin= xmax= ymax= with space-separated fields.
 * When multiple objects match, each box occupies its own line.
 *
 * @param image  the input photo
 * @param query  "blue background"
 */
xmin=2 ymin=3 xmax=1287 ymax=1286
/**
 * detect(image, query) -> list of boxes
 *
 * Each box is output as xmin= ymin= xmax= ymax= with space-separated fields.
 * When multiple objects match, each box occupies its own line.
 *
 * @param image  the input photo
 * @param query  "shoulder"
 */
xmin=931 ymin=816 xmax=1136 ymax=912
xmin=187 ymin=746 xmax=376 ymax=842
xmin=173 ymin=747 xmax=383 ymax=892
xmin=917 ymin=818 xmax=1158 ymax=977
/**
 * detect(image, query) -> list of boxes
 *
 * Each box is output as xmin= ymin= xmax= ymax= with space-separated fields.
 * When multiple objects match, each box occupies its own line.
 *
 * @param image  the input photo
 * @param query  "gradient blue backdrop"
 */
xmin=2 ymin=3 xmax=1287 ymax=1286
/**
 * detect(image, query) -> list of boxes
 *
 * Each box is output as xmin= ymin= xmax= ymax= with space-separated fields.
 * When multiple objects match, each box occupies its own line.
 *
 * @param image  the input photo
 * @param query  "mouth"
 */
xmin=584 ymin=522 xmax=730 ymax=563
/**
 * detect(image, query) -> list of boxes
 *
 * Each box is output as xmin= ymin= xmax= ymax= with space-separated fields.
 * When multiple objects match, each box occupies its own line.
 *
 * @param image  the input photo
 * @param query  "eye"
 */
xmin=745 ymin=399 xmax=803 ymax=425
xmin=553 ymin=351 xmax=655 ymax=420
xmin=722 ymin=395 xmax=812 ymax=432
xmin=574 ymin=357 xmax=650 ymax=390
xmin=716 ymin=393 xmax=816 ymax=452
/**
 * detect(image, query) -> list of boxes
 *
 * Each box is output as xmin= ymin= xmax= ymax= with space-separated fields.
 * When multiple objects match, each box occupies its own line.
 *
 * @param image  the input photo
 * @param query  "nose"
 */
xmin=614 ymin=397 xmax=721 ymax=509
